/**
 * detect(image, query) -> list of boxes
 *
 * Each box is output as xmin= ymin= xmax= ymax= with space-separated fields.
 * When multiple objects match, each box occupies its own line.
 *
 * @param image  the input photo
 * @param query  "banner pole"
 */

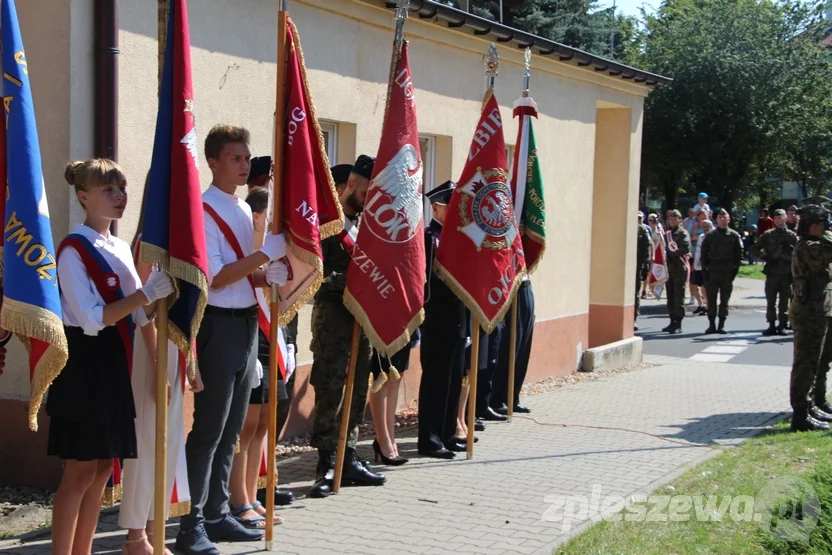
xmin=466 ymin=318 xmax=481 ymax=459
xmin=333 ymin=320 xmax=361 ymax=493
xmin=266 ymin=1 xmax=289 ymax=549
xmin=153 ymin=3 xmax=169 ymax=554
xmin=506 ymin=300 xmax=518 ymax=422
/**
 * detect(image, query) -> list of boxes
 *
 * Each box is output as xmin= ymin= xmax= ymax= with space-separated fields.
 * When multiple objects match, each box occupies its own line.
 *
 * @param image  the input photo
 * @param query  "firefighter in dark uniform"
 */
xmin=788 ymin=200 xmax=832 ymax=431
xmin=308 ymin=158 xmax=386 ymax=497
xmin=751 ymin=209 xmax=798 ymax=336
xmin=418 ymin=181 xmax=467 ymax=459
xmin=700 ymin=208 xmax=743 ymax=334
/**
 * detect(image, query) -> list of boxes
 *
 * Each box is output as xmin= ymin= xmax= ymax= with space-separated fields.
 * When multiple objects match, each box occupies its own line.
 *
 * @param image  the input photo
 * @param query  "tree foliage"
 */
xmin=636 ymin=0 xmax=832 ymax=212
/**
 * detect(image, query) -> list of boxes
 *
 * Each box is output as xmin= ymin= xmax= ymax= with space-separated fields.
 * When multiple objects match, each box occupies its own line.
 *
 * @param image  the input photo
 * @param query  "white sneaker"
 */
xmin=688 ymin=296 xmax=695 ymax=305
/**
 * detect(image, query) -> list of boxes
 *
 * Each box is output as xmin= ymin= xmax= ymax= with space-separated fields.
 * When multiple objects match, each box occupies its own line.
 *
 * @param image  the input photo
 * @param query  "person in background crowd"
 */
xmin=787 ymin=205 xmax=799 ymax=232
xmin=683 ymin=208 xmax=697 ymax=238
xmin=662 ymin=210 xmax=691 ymax=334
xmin=701 ymin=209 xmax=743 ymax=334
xmin=647 ymin=214 xmax=668 ymax=300
xmin=638 ymin=212 xmax=652 ymax=298
xmin=690 ymin=219 xmax=714 ymax=315
xmin=693 ymin=192 xmax=711 ymax=215
xmin=751 ymin=209 xmax=797 ymax=336
xmin=635 ymin=213 xmax=653 ymax=330
xmin=758 ymin=208 xmax=775 ymax=235
xmin=745 ymin=225 xmax=758 ymax=264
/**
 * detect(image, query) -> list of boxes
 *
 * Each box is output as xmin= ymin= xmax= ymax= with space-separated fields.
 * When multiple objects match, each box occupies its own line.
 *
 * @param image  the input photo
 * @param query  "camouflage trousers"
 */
xmin=309 ymin=299 xmax=372 ymax=451
xmin=666 ymin=271 xmax=687 ymax=321
xmin=789 ymin=306 xmax=832 ymax=411
xmin=765 ymin=274 xmax=791 ymax=324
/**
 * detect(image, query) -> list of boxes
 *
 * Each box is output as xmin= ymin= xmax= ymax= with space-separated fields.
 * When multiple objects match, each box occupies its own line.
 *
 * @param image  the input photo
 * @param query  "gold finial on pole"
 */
xmin=484 ymin=42 xmax=499 ymax=90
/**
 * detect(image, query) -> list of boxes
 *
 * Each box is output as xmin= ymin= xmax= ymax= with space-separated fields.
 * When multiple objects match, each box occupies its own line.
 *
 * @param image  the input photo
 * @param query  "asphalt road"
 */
xmin=636 ymin=307 xmax=793 ymax=367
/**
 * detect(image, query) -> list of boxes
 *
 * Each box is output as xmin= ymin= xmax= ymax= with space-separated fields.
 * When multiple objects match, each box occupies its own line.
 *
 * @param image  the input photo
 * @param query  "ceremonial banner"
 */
xmin=511 ymin=96 xmax=546 ymax=273
xmin=1 ymin=0 xmax=69 ymax=431
xmin=344 ymin=42 xmax=425 ymax=356
xmin=434 ymin=92 xmax=526 ymax=332
xmin=273 ymin=17 xmax=343 ymax=326
xmin=140 ymin=0 xmax=208 ymax=372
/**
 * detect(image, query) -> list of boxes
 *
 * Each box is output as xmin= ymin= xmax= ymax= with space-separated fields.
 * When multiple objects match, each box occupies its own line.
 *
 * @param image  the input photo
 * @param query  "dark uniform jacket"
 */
xmin=701 ymin=227 xmax=743 ymax=275
xmin=315 ymin=214 xmax=359 ymax=303
xmin=424 ymin=219 xmax=467 ymax=338
xmin=791 ymin=233 xmax=832 ymax=319
xmin=637 ymin=224 xmax=652 ymax=280
xmin=666 ymin=225 xmax=691 ymax=276
xmin=752 ymin=226 xmax=798 ymax=276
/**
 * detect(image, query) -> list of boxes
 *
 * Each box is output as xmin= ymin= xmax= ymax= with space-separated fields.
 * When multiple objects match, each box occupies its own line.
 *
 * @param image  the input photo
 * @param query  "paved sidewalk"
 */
xmin=1 ymin=354 xmax=790 ymax=554
xmin=640 ymin=276 xmax=766 ymax=315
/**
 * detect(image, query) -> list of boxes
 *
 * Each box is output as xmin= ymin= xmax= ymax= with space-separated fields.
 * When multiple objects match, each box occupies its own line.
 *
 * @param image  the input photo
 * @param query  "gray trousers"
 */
xmin=181 ymin=307 xmax=258 ymax=530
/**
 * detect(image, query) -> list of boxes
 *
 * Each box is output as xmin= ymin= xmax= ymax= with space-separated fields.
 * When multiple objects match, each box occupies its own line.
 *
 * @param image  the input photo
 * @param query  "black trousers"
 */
xmin=476 ymin=325 xmax=503 ymax=412
xmin=492 ymin=282 xmax=535 ymax=408
xmin=706 ymin=271 xmax=734 ymax=321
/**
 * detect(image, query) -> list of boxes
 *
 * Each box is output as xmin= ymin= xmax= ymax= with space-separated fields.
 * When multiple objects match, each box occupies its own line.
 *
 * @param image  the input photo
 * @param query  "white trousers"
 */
xmin=119 ymin=331 xmax=189 ymax=529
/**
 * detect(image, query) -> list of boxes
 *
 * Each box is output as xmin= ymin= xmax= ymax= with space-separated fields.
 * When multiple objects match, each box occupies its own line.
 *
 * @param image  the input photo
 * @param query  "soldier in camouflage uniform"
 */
xmin=635 ymin=212 xmax=652 ymax=331
xmin=789 ymin=201 xmax=832 ymax=431
xmin=308 ymin=157 xmax=386 ymax=498
xmin=751 ymin=209 xmax=798 ymax=336
xmin=662 ymin=210 xmax=691 ymax=334
xmin=701 ymin=209 xmax=743 ymax=334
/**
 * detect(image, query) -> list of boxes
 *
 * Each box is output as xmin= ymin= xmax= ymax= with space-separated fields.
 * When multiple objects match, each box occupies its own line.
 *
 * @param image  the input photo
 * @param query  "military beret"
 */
xmin=248 ymin=156 xmax=272 ymax=185
xmin=426 ymin=180 xmax=456 ymax=205
xmin=669 ymin=209 xmax=682 ymax=218
xmin=788 ymin=205 xmax=798 ymax=212
xmin=352 ymin=155 xmax=376 ymax=180
xmin=330 ymin=164 xmax=353 ymax=186
xmin=716 ymin=208 xmax=729 ymax=216
xmin=773 ymin=209 xmax=786 ymax=217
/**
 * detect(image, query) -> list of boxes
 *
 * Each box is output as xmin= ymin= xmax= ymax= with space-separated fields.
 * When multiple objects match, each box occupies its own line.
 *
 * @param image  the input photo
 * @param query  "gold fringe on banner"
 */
xmin=168 ymin=500 xmax=191 ymax=518
xmin=343 ymin=290 xmax=424 ymax=359
xmin=524 ymin=228 xmax=547 ymax=275
xmin=1 ymin=298 xmax=69 ymax=431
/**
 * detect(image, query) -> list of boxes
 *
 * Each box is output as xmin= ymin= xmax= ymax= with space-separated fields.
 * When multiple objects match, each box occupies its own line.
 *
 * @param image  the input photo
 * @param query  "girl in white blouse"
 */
xmin=47 ymin=159 xmax=174 ymax=555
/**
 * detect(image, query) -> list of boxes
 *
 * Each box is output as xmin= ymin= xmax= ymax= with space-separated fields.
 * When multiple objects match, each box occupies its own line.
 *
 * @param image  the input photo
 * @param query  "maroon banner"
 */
xmin=275 ymin=17 xmax=344 ymax=326
xmin=344 ymin=42 xmax=425 ymax=356
xmin=434 ymin=91 xmax=526 ymax=332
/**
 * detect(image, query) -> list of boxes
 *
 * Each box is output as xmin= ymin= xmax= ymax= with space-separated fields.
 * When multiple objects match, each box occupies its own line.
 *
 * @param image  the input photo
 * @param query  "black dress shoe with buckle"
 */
xmin=477 ymin=406 xmax=508 ymax=421
xmin=513 ymin=404 xmax=531 ymax=414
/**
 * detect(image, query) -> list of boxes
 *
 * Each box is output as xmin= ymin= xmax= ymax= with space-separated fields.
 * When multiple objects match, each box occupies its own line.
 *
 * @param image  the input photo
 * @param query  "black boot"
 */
xmin=809 ymin=404 xmax=832 ymax=422
xmin=762 ymin=323 xmax=777 ymax=336
xmin=705 ymin=318 xmax=718 ymax=335
xmin=776 ymin=323 xmax=788 ymax=336
xmin=669 ymin=319 xmax=682 ymax=334
xmin=341 ymin=448 xmax=386 ymax=487
xmin=309 ymin=450 xmax=334 ymax=498
xmin=791 ymin=409 xmax=830 ymax=431
xmin=662 ymin=320 xmax=675 ymax=332
xmin=717 ymin=318 xmax=727 ymax=334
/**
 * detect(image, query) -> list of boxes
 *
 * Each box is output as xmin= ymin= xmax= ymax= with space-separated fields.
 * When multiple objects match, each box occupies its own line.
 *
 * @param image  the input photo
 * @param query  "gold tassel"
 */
xmin=371 ymin=371 xmax=388 ymax=393
xmin=388 ymin=365 xmax=401 ymax=381
xmin=235 ymin=438 xmax=241 ymax=454
xmin=461 ymin=376 xmax=469 ymax=387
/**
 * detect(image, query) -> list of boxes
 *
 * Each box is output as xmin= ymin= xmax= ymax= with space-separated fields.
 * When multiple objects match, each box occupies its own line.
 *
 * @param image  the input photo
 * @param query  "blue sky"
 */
xmin=597 ymin=0 xmax=658 ymax=17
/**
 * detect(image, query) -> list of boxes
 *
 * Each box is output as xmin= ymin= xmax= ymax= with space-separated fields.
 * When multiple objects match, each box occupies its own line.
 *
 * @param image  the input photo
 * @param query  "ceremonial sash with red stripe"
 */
xmin=339 ymin=217 xmax=358 ymax=250
xmin=203 ymin=203 xmax=286 ymax=380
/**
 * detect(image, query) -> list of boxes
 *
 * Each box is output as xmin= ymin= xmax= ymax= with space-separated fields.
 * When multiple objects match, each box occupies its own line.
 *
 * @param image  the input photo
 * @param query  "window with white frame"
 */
xmin=320 ymin=121 xmax=338 ymax=165
xmin=420 ymin=136 xmax=436 ymax=223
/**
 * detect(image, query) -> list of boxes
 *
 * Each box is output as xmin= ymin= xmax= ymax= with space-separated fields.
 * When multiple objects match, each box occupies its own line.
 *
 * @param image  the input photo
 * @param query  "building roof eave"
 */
xmin=380 ymin=0 xmax=673 ymax=88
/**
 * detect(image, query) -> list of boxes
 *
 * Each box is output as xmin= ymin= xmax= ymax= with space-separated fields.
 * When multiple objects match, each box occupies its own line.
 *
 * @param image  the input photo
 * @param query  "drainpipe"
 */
xmin=94 ymin=0 xmax=119 ymax=235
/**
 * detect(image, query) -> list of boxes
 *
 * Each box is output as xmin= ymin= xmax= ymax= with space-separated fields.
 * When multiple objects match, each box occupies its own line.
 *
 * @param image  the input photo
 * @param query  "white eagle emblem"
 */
xmin=364 ymin=143 xmax=423 ymax=244
xmin=181 ymin=127 xmax=199 ymax=168
xmin=458 ymin=169 xmax=517 ymax=251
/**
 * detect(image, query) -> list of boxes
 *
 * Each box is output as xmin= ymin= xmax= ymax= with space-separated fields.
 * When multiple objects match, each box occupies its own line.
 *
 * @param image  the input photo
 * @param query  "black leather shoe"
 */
xmin=475 ymin=419 xmax=486 ymax=432
xmin=257 ymin=487 xmax=294 ymax=507
xmin=477 ymin=406 xmax=508 ymax=421
xmin=817 ymin=400 xmax=832 ymax=414
xmin=493 ymin=404 xmax=508 ymax=415
xmin=341 ymin=448 xmax=386 ymax=486
xmin=762 ymin=324 xmax=777 ymax=336
xmin=452 ymin=436 xmax=478 ymax=444
xmin=705 ymin=325 xmax=718 ymax=335
xmin=717 ymin=319 xmax=727 ymax=334
xmin=809 ymin=405 xmax=832 ymax=422
xmin=175 ymin=525 xmax=219 ymax=555
xmin=204 ymin=515 xmax=264 ymax=543
xmin=513 ymin=404 xmax=531 ymax=414
xmin=661 ymin=322 xmax=674 ymax=332
xmin=309 ymin=450 xmax=334 ymax=498
xmin=418 ymin=447 xmax=456 ymax=459
xmin=792 ymin=410 xmax=830 ymax=431
xmin=776 ymin=324 xmax=787 ymax=336
xmin=446 ymin=442 xmax=466 ymax=452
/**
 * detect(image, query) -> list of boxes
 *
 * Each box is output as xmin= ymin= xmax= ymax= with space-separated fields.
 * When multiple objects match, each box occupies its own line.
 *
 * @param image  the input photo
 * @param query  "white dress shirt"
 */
xmin=203 ymin=184 xmax=257 ymax=308
xmin=57 ymin=224 xmax=149 ymax=336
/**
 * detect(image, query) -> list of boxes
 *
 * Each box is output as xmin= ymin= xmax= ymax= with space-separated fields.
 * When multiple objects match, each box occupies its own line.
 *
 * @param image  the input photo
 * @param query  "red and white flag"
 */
xmin=344 ymin=41 xmax=425 ymax=356
xmin=434 ymin=91 xmax=526 ymax=332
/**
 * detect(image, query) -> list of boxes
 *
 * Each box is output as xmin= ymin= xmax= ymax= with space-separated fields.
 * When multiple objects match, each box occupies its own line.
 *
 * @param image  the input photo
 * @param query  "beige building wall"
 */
xmin=1 ymin=0 xmax=650 ymax=486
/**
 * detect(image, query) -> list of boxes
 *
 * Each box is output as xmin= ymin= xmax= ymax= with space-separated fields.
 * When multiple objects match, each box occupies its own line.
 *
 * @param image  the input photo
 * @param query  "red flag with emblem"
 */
xmin=344 ymin=41 xmax=424 ymax=356
xmin=434 ymin=91 xmax=526 ymax=332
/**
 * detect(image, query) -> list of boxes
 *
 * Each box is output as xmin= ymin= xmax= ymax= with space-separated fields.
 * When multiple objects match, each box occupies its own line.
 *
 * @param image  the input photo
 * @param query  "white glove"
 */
xmin=286 ymin=344 xmax=296 ymax=374
xmin=259 ymin=232 xmax=287 ymax=261
xmin=265 ymin=260 xmax=289 ymax=286
xmin=139 ymin=269 xmax=175 ymax=304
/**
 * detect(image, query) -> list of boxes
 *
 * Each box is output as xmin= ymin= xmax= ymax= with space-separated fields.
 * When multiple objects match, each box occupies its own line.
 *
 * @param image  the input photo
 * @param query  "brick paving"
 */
xmin=0 ymin=354 xmax=790 ymax=554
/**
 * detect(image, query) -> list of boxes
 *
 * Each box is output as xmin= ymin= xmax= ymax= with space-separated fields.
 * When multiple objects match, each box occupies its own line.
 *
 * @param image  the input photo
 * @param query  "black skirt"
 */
xmin=46 ymin=325 xmax=137 ymax=461
xmin=250 ymin=329 xmax=293 ymax=405
xmin=371 ymin=342 xmax=414 ymax=379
